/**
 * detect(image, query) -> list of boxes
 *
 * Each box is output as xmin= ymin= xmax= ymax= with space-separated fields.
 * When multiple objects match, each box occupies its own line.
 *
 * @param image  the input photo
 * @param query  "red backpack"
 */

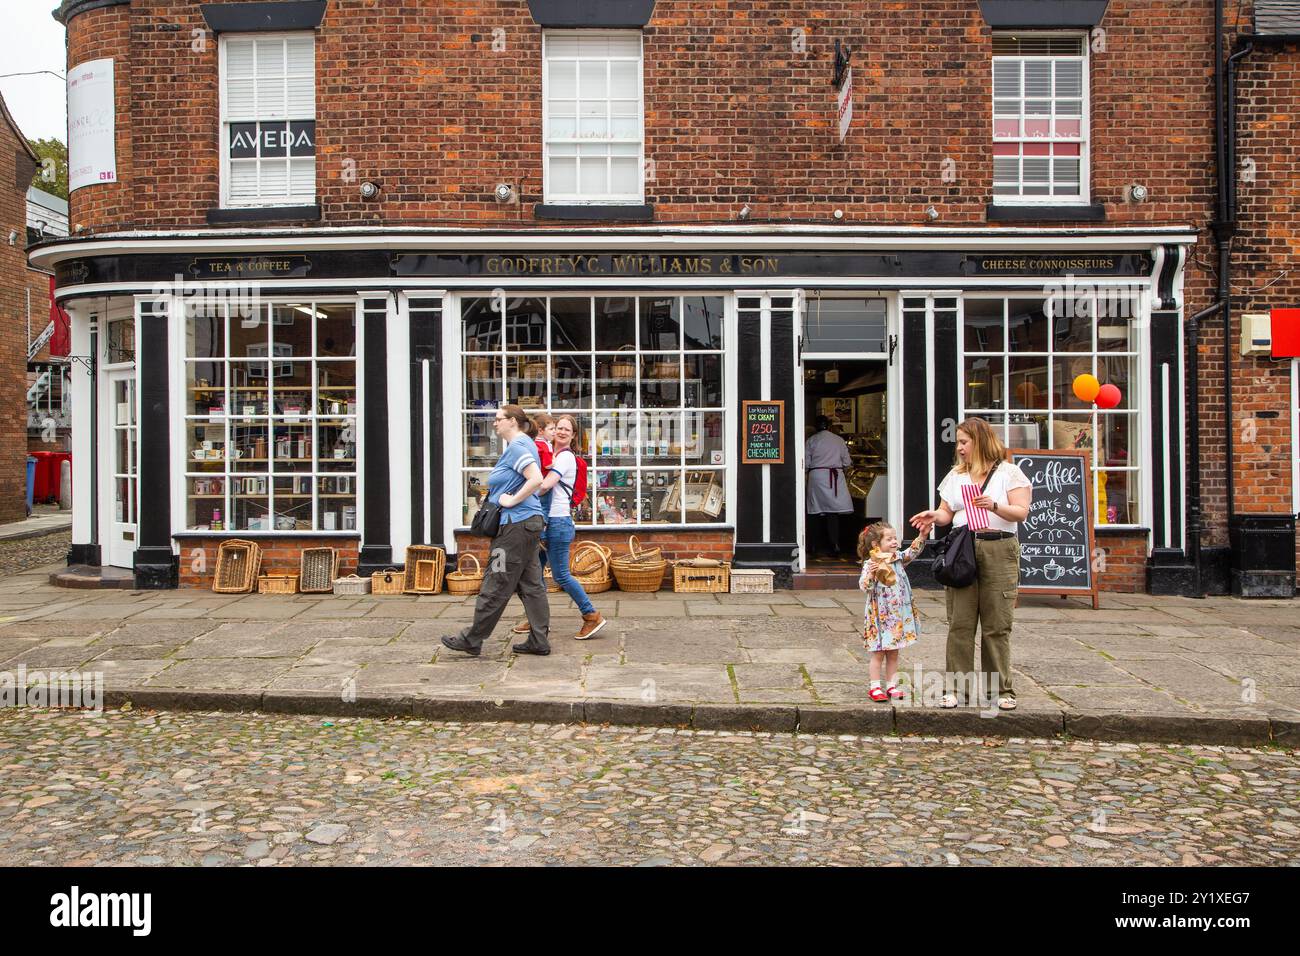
xmin=548 ymin=448 xmax=588 ymax=507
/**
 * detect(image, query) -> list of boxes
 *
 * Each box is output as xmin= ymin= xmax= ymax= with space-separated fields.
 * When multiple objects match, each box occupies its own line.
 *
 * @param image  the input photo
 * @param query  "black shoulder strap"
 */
xmin=980 ymin=461 xmax=1000 ymax=494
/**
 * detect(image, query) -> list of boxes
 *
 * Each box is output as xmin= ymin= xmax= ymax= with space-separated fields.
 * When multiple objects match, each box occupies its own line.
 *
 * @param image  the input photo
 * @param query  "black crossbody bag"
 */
xmin=932 ymin=463 xmax=1000 ymax=589
xmin=469 ymin=472 xmax=527 ymax=538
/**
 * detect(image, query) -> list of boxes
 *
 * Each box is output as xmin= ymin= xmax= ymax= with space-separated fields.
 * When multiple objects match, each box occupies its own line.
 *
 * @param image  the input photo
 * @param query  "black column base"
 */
xmin=1229 ymin=514 xmax=1297 ymax=599
xmin=68 ymin=543 xmax=101 ymax=567
xmin=1146 ymin=548 xmax=1199 ymax=597
xmin=132 ymin=547 xmax=179 ymax=589
xmin=1199 ymin=546 xmax=1231 ymax=595
xmin=357 ymin=545 xmax=395 ymax=578
xmin=733 ymin=542 xmax=798 ymax=589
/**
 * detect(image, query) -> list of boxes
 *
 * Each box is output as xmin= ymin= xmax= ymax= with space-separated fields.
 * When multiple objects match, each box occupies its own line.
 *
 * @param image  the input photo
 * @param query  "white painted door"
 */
xmin=107 ymin=369 xmax=138 ymax=568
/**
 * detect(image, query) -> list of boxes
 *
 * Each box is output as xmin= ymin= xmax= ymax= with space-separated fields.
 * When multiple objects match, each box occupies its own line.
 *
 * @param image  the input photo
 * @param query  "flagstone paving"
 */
xmin=1 ymin=708 xmax=1296 ymax=866
xmin=2 ymin=562 xmax=1299 ymax=744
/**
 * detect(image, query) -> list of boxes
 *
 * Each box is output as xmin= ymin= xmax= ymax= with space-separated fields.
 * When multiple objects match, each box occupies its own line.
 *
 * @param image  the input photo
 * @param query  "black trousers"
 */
xmin=809 ymin=511 xmax=849 ymax=558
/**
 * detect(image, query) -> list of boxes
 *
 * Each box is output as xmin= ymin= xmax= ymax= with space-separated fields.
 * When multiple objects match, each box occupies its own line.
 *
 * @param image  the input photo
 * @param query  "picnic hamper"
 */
xmin=332 ymin=574 xmax=370 ymax=596
xmin=257 ymin=574 xmax=299 ymax=594
xmin=371 ymin=568 xmax=405 ymax=595
xmin=672 ymin=557 xmax=730 ymax=593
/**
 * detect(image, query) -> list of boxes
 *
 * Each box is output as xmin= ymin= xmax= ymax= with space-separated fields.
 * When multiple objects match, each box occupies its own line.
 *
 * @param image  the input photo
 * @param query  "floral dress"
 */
xmin=860 ymin=539 xmax=924 ymax=652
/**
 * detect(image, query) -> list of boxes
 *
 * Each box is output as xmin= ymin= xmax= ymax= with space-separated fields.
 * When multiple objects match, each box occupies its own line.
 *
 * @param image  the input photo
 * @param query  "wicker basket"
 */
xmin=446 ymin=553 xmax=484 ymax=596
xmin=258 ymin=574 xmax=300 ymax=595
xmin=571 ymin=541 xmax=613 ymax=594
xmin=609 ymin=345 xmax=636 ymax=379
xmin=730 ymin=569 xmax=775 ymax=594
xmin=213 ymin=539 xmax=261 ymax=593
xmin=520 ymin=359 xmax=548 ymax=380
xmin=299 ymin=547 xmax=338 ymax=593
xmin=673 ymin=561 xmax=730 ymax=593
xmin=402 ymin=545 xmax=446 ymax=594
xmin=649 ymin=360 xmax=679 ymax=379
xmin=332 ymin=574 xmax=370 ymax=596
xmin=543 ymin=567 xmax=563 ymax=592
xmin=371 ymin=568 xmax=405 ymax=595
xmin=610 ymin=536 xmax=667 ymax=592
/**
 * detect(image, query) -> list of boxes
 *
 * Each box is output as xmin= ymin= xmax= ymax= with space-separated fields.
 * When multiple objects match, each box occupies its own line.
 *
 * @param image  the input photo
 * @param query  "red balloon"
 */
xmin=1095 ymin=384 xmax=1122 ymax=409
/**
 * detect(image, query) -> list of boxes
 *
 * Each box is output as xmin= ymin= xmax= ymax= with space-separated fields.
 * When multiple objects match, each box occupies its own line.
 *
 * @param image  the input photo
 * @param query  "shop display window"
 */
xmin=183 ymin=301 xmax=357 ymax=532
xmin=461 ymin=294 xmax=727 ymax=525
xmin=960 ymin=293 xmax=1142 ymax=525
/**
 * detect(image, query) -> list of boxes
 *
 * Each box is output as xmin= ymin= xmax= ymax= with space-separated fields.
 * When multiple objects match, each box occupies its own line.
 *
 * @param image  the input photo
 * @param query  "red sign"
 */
xmin=48 ymin=276 xmax=71 ymax=357
xmin=1273 ymin=308 xmax=1300 ymax=358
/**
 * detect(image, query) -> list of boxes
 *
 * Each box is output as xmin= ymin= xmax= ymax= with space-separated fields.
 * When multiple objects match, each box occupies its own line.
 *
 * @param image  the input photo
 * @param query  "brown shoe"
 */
xmin=574 ymin=612 xmax=606 ymax=641
xmin=510 ymin=618 xmax=531 ymax=635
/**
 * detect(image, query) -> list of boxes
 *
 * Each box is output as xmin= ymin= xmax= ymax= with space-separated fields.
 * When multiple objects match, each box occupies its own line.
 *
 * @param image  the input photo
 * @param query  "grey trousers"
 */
xmin=458 ymin=515 xmax=550 ymax=650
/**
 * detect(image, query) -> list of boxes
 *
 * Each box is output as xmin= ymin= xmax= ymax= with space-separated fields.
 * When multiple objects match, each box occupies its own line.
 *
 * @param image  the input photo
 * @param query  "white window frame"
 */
xmin=991 ymin=31 xmax=1091 ymax=206
xmin=218 ymin=31 xmax=317 ymax=208
xmin=178 ymin=298 xmax=358 ymax=534
xmin=542 ymin=31 xmax=645 ymax=205
xmin=957 ymin=290 xmax=1146 ymax=528
xmin=455 ymin=292 xmax=732 ymax=529
xmin=1293 ymin=358 xmax=1299 ymax=515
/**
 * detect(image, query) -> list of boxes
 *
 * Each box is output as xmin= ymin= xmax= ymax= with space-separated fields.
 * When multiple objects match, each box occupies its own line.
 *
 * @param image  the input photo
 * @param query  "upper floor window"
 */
xmin=992 ymin=35 xmax=1088 ymax=203
xmin=220 ymin=33 xmax=316 ymax=207
xmin=543 ymin=32 xmax=644 ymax=204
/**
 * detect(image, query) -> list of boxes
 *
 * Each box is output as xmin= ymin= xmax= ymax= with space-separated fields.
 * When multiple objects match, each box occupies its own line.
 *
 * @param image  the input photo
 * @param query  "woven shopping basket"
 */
xmin=609 ymin=535 xmax=667 ymax=592
xmin=446 ymin=553 xmax=484 ymax=596
xmin=571 ymin=541 xmax=613 ymax=594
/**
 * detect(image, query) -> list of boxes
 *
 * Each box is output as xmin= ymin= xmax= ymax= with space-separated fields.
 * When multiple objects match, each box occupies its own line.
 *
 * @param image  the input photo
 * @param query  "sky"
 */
xmin=0 ymin=1 xmax=69 ymax=143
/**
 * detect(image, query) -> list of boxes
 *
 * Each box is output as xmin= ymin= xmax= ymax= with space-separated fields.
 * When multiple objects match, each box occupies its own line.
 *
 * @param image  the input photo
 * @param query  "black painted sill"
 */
xmin=527 ymin=0 xmax=655 ymax=28
xmin=1094 ymin=526 xmax=1150 ymax=536
xmin=986 ymin=202 xmax=1105 ymax=222
xmin=535 ymin=203 xmax=654 ymax=222
xmin=978 ymin=1 xmax=1110 ymax=29
xmin=200 ymin=1 xmax=328 ymax=33
xmin=206 ymin=204 xmax=323 ymax=225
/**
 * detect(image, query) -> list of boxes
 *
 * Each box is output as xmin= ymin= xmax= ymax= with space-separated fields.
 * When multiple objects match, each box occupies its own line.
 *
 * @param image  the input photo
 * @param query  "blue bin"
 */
xmin=25 ymin=457 xmax=36 ymax=516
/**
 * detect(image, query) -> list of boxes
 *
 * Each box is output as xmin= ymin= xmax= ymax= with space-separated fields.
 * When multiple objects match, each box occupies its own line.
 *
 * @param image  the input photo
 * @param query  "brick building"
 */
xmin=28 ymin=0 xmax=1298 ymax=595
xmin=1 ymin=94 xmax=41 ymax=524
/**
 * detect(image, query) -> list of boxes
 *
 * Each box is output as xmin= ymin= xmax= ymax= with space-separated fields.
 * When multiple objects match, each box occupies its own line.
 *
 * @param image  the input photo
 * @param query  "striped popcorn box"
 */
xmin=961 ymin=482 xmax=991 ymax=531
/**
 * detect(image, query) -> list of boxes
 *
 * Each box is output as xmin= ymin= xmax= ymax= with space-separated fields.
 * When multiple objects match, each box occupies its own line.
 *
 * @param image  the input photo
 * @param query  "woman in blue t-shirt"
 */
xmin=441 ymin=404 xmax=552 ymax=657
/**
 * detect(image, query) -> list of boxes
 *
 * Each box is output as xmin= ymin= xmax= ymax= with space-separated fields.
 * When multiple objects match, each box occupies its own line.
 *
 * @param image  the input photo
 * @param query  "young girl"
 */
xmin=858 ymin=521 xmax=926 ymax=702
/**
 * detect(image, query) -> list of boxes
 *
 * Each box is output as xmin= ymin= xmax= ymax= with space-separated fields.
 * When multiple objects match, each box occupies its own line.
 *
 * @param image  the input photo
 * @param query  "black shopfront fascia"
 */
xmin=56 ymin=244 xmax=1199 ymax=590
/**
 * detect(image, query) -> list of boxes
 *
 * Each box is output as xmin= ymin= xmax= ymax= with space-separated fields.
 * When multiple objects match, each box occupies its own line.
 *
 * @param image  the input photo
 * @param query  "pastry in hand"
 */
xmin=869 ymin=548 xmax=898 ymax=587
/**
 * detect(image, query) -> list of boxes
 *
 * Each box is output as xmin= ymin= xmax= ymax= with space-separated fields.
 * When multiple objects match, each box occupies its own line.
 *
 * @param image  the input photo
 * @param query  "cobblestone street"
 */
xmin=2 ymin=708 xmax=1297 ymax=866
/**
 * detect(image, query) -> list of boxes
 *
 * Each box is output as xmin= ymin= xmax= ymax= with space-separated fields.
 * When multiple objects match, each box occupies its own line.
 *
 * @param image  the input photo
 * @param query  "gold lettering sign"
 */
xmin=189 ymin=256 xmax=310 ymax=279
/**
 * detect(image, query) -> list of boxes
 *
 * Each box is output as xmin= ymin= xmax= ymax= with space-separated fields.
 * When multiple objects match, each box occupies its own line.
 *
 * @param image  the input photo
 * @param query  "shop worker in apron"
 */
xmin=806 ymin=415 xmax=854 ymax=560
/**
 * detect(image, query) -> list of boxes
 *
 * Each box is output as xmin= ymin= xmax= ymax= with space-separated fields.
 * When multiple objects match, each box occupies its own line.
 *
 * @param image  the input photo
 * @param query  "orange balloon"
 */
xmin=1072 ymin=374 xmax=1101 ymax=403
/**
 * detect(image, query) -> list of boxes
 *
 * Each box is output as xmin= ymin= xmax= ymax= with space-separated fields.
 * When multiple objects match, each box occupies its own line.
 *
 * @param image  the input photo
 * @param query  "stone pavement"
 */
xmin=2 ymin=562 xmax=1299 ymax=747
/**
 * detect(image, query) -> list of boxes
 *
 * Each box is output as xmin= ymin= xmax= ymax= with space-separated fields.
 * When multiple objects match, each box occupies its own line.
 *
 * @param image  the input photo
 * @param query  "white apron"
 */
xmin=805 ymin=430 xmax=853 ymax=514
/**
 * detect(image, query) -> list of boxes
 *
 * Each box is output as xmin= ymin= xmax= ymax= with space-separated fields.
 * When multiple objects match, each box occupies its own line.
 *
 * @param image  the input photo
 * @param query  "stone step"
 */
xmin=50 ymin=564 xmax=136 ymax=589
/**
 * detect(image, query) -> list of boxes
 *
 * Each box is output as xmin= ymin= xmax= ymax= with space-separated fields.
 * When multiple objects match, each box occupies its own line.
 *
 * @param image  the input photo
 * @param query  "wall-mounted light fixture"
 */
xmin=925 ymin=205 xmax=940 ymax=221
xmin=360 ymin=181 xmax=382 ymax=200
xmin=495 ymin=183 xmax=517 ymax=204
xmin=738 ymin=204 xmax=751 ymax=220
xmin=1126 ymin=183 xmax=1149 ymax=202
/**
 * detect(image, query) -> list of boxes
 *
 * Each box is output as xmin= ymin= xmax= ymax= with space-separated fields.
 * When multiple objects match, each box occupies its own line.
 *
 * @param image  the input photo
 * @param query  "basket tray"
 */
xmin=299 ymin=547 xmax=338 ymax=593
xmin=213 ymin=539 xmax=261 ymax=593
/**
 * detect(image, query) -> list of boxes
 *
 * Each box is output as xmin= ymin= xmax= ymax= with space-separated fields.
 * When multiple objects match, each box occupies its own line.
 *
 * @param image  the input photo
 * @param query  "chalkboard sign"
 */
xmin=1011 ymin=448 xmax=1099 ymax=609
xmin=742 ymin=400 xmax=785 ymax=464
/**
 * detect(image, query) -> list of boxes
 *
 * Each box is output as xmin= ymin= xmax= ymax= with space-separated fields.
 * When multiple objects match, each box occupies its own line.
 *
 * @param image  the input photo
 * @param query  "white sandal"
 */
xmin=940 ymin=694 xmax=958 ymax=709
xmin=997 ymin=696 xmax=1017 ymax=711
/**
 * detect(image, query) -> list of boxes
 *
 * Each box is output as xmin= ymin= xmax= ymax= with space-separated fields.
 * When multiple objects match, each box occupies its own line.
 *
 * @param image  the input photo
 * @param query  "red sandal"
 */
xmin=888 ymin=685 xmax=906 ymax=700
xmin=869 ymin=686 xmax=889 ymax=703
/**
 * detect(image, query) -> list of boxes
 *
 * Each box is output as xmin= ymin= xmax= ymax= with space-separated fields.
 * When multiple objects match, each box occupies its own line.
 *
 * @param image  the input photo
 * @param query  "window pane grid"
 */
xmin=462 ymin=295 xmax=726 ymax=526
xmin=545 ymin=33 xmax=642 ymax=203
xmin=992 ymin=36 xmax=1087 ymax=199
xmin=959 ymin=295 xmax=1140 ymax=525
xmin=184 ymin=302 xmax=356 ymax=532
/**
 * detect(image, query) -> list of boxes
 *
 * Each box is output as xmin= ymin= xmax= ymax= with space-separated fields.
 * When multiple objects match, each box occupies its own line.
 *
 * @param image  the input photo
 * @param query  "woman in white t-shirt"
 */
xmin=910 ymin=417 xmax=1032 ymax=710
xmin=534 ymin=414 xmax=606 ymax=641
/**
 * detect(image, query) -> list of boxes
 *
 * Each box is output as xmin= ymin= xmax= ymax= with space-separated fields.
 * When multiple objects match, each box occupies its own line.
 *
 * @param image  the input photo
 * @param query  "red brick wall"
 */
xmin=1094 ymin=532 xmax=1147 ymax=593
xmin=455 ymin=528 xmax=734 ymax=590
xmin=176 ymin=537 xmax=360 ymax=588
xmin=63 ymin=0 xmax=1221 ymax=231
xmin=0 ymin=105 xmax=37 ymax=524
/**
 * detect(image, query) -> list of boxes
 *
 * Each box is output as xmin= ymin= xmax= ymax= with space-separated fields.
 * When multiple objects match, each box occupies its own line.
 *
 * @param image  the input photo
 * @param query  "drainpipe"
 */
xmin=1185 ymin=299 xmax=1224 ymax=597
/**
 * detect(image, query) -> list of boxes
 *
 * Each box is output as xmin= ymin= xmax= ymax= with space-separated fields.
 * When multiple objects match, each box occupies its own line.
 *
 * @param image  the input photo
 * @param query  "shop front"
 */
xmin=32 ymin=228 xmax=1197 ymax=593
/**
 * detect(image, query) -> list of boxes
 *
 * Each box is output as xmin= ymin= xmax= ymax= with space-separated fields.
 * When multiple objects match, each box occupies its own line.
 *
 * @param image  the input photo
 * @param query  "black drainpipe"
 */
xmin=88 ymin=325 xmax=99 ymax=560
xmin=1185 ymin=299 xmax=1224 ymax=597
